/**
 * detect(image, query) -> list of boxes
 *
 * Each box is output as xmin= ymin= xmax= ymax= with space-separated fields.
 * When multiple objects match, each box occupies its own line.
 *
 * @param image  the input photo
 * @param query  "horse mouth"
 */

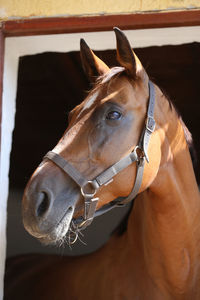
xmin=36 ymin=205 xmax=75 ymax=246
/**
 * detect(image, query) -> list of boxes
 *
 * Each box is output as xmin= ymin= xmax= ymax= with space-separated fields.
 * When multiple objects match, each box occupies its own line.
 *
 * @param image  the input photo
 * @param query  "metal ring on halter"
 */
xmin=134 ymin=146 xmax=145 ymax=160
xmin=81 ymin=181 xmax=97 ymax=198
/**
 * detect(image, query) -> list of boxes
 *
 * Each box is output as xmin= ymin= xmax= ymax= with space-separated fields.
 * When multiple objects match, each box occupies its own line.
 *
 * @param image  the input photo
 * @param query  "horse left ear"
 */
xmin=80 ymin=38 xmax=110 ymax=82
xmin=114 ymin=27 xmax=143 ymax=79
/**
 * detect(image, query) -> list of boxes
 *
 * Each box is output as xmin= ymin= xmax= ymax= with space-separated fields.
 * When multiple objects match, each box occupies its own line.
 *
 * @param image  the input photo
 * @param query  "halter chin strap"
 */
xmin=43 ymin=81 xmax=156 ymax=230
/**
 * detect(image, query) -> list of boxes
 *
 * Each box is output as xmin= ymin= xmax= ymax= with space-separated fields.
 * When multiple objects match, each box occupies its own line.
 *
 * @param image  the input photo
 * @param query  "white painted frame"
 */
xmin=1 ymin=25 xmax=200 ymax=299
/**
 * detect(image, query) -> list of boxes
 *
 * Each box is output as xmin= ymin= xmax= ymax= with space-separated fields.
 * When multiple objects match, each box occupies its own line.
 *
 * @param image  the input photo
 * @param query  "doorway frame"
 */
xmin=1 ymin=9 xmax=200 ymax=299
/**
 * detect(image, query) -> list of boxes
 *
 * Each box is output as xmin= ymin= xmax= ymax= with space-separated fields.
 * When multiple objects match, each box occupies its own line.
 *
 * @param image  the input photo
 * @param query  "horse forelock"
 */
xmin=90 ymin=66 xmax=125 ymax=95
xmin=76 ymin=67 xmax=126 ymax=119
xmin=99 ymin=66 xmax=125 ymax=84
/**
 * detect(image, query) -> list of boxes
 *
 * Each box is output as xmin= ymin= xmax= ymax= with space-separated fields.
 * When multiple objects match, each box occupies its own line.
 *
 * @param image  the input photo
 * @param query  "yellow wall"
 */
xmin=0 ymin=0 xmax=200 ymax=21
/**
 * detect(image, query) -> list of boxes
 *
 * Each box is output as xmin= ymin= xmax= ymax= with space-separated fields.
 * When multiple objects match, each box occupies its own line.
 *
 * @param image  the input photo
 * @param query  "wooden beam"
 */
xmin=2 ymin=10 xmax=200 ymax=37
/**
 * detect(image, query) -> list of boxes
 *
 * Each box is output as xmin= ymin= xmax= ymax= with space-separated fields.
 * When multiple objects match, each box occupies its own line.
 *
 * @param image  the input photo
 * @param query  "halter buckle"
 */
xmin=84 ymin=197 xmax=99 ymax=221
xmin=81 ymin=182 xmax=99 ymax=227
xmin=146 ymin=116 xmax=156 ymax=133
xmin=134 ymin=146 xmax=145 ymax=161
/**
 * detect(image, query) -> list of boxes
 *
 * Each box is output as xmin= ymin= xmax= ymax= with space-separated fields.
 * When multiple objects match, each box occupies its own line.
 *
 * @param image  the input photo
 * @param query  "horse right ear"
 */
xmin=80 ymin=39 xmax=110 ymax=82
xmin=114 ymin=27 xmax=143 ymax=79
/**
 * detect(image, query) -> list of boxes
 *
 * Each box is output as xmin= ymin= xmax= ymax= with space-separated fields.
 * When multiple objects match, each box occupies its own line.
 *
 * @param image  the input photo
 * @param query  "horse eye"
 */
xmin=106 ymin=111 xmax=122 ymax=120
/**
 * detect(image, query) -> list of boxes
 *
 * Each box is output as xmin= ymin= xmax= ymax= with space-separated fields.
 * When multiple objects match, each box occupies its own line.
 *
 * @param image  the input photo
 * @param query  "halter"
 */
xmin=43 ymin=81 xmax=156 ymax=230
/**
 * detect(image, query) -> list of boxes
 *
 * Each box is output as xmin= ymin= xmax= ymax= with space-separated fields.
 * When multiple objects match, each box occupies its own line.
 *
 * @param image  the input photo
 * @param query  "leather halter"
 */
xmin=43 ymin=81 xmax=156 ymax=230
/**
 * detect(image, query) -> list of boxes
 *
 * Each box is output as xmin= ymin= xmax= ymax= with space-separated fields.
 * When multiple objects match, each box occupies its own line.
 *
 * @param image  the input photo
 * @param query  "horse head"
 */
xmin=22 ymin=28 xmax=161 ymax=245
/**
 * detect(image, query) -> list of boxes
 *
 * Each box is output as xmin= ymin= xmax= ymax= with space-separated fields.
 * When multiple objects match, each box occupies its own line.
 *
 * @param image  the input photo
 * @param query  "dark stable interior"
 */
xmin=7 ymin=43 xmax=200 ymax=258
xmin=10 ymin=43 xmax=200 ymax=188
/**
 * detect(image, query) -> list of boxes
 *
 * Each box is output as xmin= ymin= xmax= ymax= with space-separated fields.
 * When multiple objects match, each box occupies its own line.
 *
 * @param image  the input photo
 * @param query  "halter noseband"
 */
xmin=43 ymin=81 xmax=156 ymax=230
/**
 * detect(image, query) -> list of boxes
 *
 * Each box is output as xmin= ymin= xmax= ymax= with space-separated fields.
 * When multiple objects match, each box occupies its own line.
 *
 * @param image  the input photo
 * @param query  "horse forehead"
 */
xmin=76 ymin=76 xmax=138 ymax=120
xmin=107 ymin=76 xmax=137 ymax=103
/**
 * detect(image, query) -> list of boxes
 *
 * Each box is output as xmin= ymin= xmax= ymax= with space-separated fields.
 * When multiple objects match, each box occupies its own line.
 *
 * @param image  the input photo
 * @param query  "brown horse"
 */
xmin=5 ymin=28 xmax=200 ymax=300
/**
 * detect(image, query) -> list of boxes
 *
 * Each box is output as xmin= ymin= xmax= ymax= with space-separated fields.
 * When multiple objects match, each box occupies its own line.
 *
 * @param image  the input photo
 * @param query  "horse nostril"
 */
xmin=36 ymin=191 xmax=50 ymax=218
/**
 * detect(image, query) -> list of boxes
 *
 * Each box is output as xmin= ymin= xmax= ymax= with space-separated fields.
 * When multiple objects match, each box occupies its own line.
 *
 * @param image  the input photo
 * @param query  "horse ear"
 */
xmin=80 ymin=39 xmax=110 ymax=82
xmin=114 ymin=27 xmax=143 ymax=79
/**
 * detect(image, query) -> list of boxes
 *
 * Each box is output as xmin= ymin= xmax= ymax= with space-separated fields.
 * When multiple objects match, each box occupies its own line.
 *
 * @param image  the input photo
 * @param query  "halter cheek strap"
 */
xmin=43 ymin=81 xmax=156 ymax=230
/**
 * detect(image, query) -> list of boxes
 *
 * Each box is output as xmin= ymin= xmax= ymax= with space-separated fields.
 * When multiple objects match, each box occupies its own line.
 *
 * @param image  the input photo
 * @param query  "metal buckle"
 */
xmin=84 ymin=197 xmax=99 ymax=220
xmin=134 ymin=146 xmax=145 ymax=161
xmin=146 ymin=116 xmax=155 ymax=133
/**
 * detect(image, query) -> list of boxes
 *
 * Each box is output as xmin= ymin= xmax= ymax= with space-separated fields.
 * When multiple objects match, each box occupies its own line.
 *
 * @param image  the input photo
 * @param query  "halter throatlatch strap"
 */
xmin=43 ymin=81 xmax=156 ymax=230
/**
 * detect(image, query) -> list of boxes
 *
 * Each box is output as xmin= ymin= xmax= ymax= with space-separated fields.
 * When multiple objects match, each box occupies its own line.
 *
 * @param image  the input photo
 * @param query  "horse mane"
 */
xmin=90 ymin=66 xmax=125 ymax=95
xmin=159 ymin=85 xmax=198 ymax=169
xmin=114 ymin=123 xmax=197 ymax=238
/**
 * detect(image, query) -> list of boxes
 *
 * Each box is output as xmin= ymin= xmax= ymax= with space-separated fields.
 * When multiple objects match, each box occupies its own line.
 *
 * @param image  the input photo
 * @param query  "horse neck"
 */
xmin=126 ymin=90 xmax=200 ymax=295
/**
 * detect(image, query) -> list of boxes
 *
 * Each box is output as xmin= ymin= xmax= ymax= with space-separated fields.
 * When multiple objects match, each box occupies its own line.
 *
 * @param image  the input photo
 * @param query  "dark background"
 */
xmin=7 ymin=43 xmax=200 ymax=257
xmin=10 ymin=43 xmax=200 ymax=188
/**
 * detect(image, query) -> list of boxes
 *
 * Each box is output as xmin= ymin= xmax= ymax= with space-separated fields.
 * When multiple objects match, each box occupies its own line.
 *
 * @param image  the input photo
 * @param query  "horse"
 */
xmin=4 ymin=28 xmax=200 ymax=300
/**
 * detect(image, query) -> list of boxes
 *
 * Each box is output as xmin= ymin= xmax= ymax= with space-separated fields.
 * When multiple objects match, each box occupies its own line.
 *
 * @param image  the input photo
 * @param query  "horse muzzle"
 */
xmin=22 ymin=161 xmax=81 ymax=244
